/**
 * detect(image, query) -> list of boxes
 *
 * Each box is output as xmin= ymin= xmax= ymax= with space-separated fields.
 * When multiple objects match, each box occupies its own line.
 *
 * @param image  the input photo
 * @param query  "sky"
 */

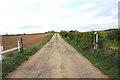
xmin=0 ymin=0 xmax=119 ymax=34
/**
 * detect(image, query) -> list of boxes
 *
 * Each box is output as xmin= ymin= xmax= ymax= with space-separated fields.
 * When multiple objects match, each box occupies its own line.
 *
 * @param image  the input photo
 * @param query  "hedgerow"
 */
xmin=60 ymin=31 xmax=104 ymax=50
xmin=60 ymin=30 xmax=118 ymax=78
xmin=106 ymin=29 xmax=120 ymax=42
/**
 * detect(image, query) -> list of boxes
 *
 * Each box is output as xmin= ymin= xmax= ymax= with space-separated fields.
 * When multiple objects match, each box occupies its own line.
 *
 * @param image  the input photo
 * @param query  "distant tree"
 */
xmin=69 ymin=30 xmax=75 ymax=32
xmin=23 ymin=33 xmax=26 ymax=35
xmin=60 ymin=30 xmax=68 ymax=38
xmin=75 ymin=30 xmax=78 ymax=32
xmin=6 ymin=33 xmax=8 ymax=35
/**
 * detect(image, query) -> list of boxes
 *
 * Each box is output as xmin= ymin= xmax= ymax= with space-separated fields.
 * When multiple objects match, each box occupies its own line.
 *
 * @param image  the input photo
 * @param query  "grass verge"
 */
xmin=60 ymin=35 xmax=118 ymax=79
xmin=2 ymin=33 xmax=54 ymax=77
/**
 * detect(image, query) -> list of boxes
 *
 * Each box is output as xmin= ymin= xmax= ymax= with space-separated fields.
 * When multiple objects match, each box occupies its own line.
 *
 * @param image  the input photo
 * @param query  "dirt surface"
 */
xmin=7 ymin=34 xmax=108 ymax=78
xmin=2 ymin=33 xmax=49 ymax=50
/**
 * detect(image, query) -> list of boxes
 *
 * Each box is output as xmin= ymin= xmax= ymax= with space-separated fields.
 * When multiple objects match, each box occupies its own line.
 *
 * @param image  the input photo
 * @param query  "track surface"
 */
xmin=7 ymin=34 xmax=108 ymax=78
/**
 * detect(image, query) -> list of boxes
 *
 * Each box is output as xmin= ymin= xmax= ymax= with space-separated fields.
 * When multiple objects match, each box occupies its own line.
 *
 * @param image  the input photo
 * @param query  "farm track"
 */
xmin=7 ymin=34 xmax=108 ymax=78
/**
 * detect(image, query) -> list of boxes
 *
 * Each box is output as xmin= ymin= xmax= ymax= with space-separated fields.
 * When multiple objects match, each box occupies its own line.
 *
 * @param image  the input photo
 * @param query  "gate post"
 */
xmin=20 ymin=36 xmax=23 ymax=52
xmin=18 ymin=41 xmax=20 ymax=52
xmin=0 ymin=35 xmax=2 ymax=54
xmin=94 ymin=32 xmax=98 ymax=50
xmin=0 ymin=44 xmax=3 ymax=60
xmin=0 ymin=44 xmax=3 ymax=53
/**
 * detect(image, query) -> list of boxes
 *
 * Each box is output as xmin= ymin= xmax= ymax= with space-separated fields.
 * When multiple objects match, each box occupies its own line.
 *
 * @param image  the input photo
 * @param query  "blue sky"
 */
xmin=0 ymin=0 xmax=119 ymax=34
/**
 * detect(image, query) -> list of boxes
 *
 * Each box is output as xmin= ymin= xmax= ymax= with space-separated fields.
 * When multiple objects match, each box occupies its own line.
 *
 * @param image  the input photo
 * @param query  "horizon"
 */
xmin=0 ymin=0 xmax=119 ymax=35
xmin=1 ymin=27 xmax=119 ymax=36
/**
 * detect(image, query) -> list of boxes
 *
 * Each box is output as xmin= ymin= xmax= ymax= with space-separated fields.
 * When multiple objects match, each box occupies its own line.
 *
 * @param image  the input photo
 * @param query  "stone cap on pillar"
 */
xmin=94 ymin=32 xmax=98 ymax=34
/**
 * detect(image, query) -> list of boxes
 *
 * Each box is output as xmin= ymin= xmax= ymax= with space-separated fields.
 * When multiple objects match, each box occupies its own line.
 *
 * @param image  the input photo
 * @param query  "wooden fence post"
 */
xmin=20 ymin=36 xmax=23 ymax=52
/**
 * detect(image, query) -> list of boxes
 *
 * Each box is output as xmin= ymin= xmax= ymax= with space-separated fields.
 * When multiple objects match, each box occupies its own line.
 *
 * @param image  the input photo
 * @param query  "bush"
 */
xmin=68 ymin=32 xmax=78 ymax=40
xmin=60 ymin=30 xmax=68 ymax=38
xmin=98 ymin=33 xmax=105 ymax=49
xmin=79 ymin=32 xmax=94 ymax=50
xmin=106 ymin=29 xmax=120 ymax=42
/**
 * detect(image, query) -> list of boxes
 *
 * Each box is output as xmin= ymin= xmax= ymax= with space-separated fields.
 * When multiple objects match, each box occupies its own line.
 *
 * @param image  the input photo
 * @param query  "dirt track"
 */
xmin=7 ymin=34 xmax=108 ymax=78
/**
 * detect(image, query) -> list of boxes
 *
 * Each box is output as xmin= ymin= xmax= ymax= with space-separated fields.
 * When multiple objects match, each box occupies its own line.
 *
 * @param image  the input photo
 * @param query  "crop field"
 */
xmin=2 ymin=33 xmax=49 ymax=51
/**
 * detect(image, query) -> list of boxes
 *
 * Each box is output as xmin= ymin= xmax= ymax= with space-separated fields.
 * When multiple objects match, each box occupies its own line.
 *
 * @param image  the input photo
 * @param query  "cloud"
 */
xmin=93 ymin=3 xmax=118 ymax=18
xmin=0 ymin=0 xmax=118 ymax=34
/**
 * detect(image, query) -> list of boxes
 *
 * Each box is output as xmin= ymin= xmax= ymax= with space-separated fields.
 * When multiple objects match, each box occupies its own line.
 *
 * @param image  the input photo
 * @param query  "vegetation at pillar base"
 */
xmin=2 ymin=33 xmax=54 ymax=77
xmin=60 ymin=29 xmax=118 ymax=78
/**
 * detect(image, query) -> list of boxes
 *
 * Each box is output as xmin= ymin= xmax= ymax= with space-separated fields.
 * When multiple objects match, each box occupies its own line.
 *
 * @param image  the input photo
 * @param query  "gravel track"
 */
xmin=7 ymin=34 xmax=108 ymax=78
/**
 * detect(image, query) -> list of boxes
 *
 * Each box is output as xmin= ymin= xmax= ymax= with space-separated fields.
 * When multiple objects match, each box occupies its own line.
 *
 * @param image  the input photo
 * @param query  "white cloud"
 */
xmin=0 ymin=0 xmax=118 ymax=34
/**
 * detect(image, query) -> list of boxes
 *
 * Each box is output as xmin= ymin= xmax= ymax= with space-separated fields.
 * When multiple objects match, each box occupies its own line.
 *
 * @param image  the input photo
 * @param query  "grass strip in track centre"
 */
xmin=60 ymin=35 xmax=118 ymax=79
xmin=2 ymin=33 xmax=54 ymax=77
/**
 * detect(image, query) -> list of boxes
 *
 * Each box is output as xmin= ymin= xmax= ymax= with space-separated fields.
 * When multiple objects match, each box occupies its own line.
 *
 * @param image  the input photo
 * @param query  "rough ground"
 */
xmin=7 ymin=34 xmax=108 ymax=78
